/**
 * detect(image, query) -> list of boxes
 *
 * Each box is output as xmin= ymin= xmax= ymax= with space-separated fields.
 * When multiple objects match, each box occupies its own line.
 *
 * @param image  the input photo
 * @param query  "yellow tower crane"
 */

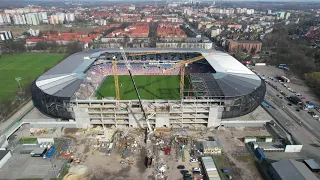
xmin=163 ymin=52 xmax=216 ymax=99
xmin=112 ymin=56 xmax=120 ymax=100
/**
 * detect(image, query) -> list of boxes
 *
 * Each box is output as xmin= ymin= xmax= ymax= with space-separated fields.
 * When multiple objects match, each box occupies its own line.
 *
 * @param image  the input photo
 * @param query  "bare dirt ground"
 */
xmin=214 ymin=127 xmax=270 ymax=180
xmin=63 ymin=127 xmax=270 ymax=180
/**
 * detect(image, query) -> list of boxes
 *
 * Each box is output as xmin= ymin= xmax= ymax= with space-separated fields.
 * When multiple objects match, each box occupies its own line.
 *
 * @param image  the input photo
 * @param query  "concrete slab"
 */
xmin=23 ymin=165 xmax=51 ymax=176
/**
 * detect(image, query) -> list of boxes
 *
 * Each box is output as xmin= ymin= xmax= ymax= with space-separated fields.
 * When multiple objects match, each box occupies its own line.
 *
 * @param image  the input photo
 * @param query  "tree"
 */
xmin=242 ymin=48 xmax=248 ymax=53
xmin=140 ymin=13 xmax=145 ymax=20
xmin=250 ymin=47 xmax=256 ymax=54
xmin=66 ymin=42 xmax=83 ymax=55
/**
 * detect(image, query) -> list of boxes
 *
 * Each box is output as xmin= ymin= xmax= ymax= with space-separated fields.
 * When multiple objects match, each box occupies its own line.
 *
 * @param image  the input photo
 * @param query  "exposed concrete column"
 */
xmin=73 ymin=107 xmax=91 ymax=128
xmin=156 ymin=113 xmax=169 ymax=128
xmin=129 ymin=113 xmax=143 ymax=128
xmin=208 ymin=106 xmax=223 ymax=127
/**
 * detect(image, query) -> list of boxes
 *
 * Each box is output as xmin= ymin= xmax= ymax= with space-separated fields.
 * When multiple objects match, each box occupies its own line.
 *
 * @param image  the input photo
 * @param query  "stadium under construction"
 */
xmin=31 ymin=48 xmax=266 ymax=129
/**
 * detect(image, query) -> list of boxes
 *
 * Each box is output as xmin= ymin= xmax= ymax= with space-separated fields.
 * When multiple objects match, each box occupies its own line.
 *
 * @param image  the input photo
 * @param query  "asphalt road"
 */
xmin=264 ymin=89 xmax=320 ymax=161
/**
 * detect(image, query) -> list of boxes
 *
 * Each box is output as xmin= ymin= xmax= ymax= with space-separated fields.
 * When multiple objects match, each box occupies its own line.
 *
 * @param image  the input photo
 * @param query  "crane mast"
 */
xmin=119 ymin=47 xmax=152 ymax=132
xmin=112 ymin=56 xmax=120 ymax=100
xmin=163 ymin=52 xmax=216 ymax=99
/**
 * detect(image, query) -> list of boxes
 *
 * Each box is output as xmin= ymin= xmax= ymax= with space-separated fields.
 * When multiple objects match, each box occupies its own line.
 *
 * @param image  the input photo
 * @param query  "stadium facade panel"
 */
xmin=31 ymin=48 xmax=266 ymax=128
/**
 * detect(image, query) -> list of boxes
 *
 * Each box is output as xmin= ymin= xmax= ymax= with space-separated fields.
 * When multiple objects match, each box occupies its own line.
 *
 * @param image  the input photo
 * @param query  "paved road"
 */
xmin=0 ymin=100 xmax=34 ymax=137
xmin=263 ymin=86 xmax=320 ymax=161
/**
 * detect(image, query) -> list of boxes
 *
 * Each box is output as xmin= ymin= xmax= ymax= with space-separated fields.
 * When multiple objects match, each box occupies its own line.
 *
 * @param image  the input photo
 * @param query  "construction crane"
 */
xmin=163 ymin=52 xmax=216 ymax=99
xmin=112 ymin=56 xmax=120 ymax=100
xmin=119 ymin=47 xmax=153 ymax=133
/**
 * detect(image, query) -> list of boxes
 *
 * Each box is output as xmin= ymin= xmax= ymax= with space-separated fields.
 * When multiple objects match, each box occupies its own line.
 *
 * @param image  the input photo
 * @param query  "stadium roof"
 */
xmin=35 ymin=48 xmax=262 ymax=98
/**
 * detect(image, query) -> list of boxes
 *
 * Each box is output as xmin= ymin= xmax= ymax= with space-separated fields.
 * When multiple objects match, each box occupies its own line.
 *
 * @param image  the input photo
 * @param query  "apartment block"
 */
xmin=0 ymin=13 xmax=11 ymax=25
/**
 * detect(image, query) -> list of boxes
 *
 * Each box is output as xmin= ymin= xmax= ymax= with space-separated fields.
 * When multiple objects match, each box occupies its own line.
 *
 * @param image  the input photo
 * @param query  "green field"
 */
xmin=0 ymin=53 xmax=64 ymax=102
xmin=97 ymin=75 xmax=180 ymax=100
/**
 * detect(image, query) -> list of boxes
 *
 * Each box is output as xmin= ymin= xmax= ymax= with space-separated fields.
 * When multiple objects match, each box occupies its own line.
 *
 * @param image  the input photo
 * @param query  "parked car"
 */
xmin=190 ymin=158 xmax=198 ymax=163
xmin=177 ymin=165 xmax=185 ymax=169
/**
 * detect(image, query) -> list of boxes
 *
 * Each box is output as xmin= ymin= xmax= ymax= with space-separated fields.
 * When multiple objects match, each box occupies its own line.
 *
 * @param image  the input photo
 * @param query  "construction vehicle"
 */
xmin=163 ymin=52 xmax=216 ymax=99
xmin=119 ymin=47 xmax=154 ymax=134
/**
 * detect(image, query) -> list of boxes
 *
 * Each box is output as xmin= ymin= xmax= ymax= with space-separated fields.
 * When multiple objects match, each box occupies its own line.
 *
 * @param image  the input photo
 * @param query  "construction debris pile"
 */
xmin=63 ymin=165 xmax=89 ymax=180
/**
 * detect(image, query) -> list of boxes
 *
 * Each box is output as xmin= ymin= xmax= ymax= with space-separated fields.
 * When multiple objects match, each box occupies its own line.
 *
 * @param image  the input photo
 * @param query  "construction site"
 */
xmin=55 ymin=124 xmax=268 ymax=180
xmin=3 ymin=47 xmax=268 ymax=179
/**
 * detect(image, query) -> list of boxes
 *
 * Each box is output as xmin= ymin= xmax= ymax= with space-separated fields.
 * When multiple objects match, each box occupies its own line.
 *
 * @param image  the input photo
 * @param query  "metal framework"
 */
xmin=127 ymin=51 xmax=170 ymax=56
xmin=119 ymin=47 xmax=152 ymax=133
xmin=164 ymin=52 xmax=216 ymax=99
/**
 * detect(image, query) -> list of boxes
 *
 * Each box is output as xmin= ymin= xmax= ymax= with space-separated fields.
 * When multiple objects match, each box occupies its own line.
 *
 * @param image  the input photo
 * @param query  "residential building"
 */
xmin=65 ymin=13 xmax=75 ymax=23
xmin=39 ymin=12 xmax=48 ymax=23
xmin=228 ymin=24 xmax=242 ymax=29
xmin=12 ymin=14 xmax=27 ymax=25
xmin=0 ymin=13 xmax=11 ymax=25
xmin=28 ymin=29 xmax=40 ymax=36
xmin=269 ymin=159 xmax=318 ymax=180
xmin=285 ymin=12 xmax=291 ymax=20
xmin=184 ymin=8 xmax=193 ymax=16
xmin=0 ymin=31 xmax=13 ymax=41
xmin=211 ymin=28 xmax=222 ymax=38
xmin=25 ymin=13 xmax=40 ymax=25
xmin=50 ymin=13 xmax=65 ymax=24
xmin=227 ymin=40 xmax=262 ymax=53
xmin=246 ymin=9 xmax=255 ymax=15
xmin=156 ymin=37 xmax=213 ymax=49
xmin=266 ymin=9 xmax=272 ymax=15
xmin=236 ymin=8 xmax=247 ymax=14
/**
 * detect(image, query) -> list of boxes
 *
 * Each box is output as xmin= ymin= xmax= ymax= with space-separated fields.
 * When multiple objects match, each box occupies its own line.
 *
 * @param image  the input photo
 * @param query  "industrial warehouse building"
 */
xmin=31 ymin=48 xmax=266 ymax=129
xmin=269 ymin=159 xmax=318 ymax=180
xmin=0 ymin=150 xmax=12 ymax=168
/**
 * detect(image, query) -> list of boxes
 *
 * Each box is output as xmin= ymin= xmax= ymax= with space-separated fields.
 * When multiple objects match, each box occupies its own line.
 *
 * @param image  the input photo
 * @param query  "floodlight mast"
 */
xmin=119 ymin=47 xmax=152 ymax=133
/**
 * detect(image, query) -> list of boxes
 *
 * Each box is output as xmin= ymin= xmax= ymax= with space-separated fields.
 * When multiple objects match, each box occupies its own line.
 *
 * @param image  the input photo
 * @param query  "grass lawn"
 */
xmin=0 ymin=53 xmax=64 ymax=102
xmin=19 ymin=137 xmax=37 ymax=144
xmin=97 ymin=75 xmax=180 ymax=100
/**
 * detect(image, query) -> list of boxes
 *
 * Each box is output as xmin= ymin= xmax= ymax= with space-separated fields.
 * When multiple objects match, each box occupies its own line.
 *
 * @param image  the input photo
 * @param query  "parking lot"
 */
xmin=253 ymin=65 xmax=320 ymax=141
xmin=0 ymin=153 xmax=64 ymax=179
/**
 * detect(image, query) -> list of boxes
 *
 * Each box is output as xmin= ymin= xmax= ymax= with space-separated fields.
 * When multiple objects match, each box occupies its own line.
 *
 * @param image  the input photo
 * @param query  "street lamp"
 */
xmin=15 ymin=77 xmax=22 ymax=93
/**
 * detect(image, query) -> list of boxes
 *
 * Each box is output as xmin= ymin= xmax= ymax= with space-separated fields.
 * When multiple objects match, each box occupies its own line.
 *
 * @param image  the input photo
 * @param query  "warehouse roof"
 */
xmin=271 ymin=159 xmax=318 ymax=180
xmin=0 ymin=150 xmax=10 ymax=160
xmin=304 ymin=159 xmax=320 ymax=170
xmin=35 ymin=48 xmax=262 ymax=98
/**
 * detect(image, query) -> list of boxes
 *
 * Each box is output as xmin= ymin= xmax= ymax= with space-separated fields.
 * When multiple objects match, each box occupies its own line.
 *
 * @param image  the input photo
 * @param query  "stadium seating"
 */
xmin=74 ymin=62 xmax=212 ymax=99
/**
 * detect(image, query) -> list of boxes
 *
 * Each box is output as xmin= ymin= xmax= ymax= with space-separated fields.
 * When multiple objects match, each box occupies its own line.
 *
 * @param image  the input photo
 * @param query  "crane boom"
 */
xmin=164 ymin=52 xmax=216 ymax=72
xmin=163 ymin=51 xmax=216 ymax=99
xmin=119 ymin=47 xmax=152 ymax=132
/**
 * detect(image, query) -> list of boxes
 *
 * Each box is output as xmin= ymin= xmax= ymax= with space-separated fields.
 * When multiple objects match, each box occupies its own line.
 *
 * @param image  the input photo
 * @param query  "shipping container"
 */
xmin=255 ymin=148 xmax=265 ymax=160
xmin=201 ymin=157 xmax=221 ymax=180
xmin=43 ymin=146 xmax=56 ymax=159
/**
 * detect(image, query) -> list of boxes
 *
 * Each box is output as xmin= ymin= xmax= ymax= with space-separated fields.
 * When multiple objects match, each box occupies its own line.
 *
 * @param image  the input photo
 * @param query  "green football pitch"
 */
xmin=96 ymin=75 xmax=180 ymax=100
xmin=0 ymin=53 xmax=64 ymax=102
